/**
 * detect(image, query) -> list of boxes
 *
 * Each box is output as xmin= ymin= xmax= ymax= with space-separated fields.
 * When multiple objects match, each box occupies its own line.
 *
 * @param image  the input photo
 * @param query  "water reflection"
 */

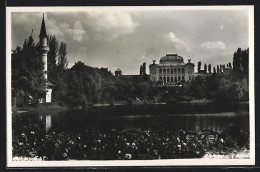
xmin=45 ymin=115 xmax=52 ymax=132
xmin=17 ymin=103 xmax=249 ymax=133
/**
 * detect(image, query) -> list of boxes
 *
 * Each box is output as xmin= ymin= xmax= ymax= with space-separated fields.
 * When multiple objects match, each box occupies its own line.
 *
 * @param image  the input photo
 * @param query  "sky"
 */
xmin=11 ymin=7 xmax=250 ymax=74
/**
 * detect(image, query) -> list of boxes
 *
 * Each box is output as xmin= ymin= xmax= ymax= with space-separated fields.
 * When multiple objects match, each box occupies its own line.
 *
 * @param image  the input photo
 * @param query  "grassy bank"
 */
xmin=13 ymin=102 xmax=68 ymax=113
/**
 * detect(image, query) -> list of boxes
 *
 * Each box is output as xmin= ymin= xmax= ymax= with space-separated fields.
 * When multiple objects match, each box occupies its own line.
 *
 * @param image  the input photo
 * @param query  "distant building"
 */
xmin=198 ymin=69 xmax=207 ymax=74
xmin=149 ymin=54 xmax=195 ymax=85
xmin=223 ymin=66 xmax=232 ymax=74
xmin=115 ymin=68 xmax=122 ymax=76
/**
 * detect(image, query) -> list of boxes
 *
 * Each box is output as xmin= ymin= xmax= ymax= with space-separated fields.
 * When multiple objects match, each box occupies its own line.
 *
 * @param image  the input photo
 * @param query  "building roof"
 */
xmin=47 ymin=81 xmax=55 ymax=87
xmin=157 ymin=64 xmax=186 ymax=67
xmin=159 ymin=54 xmax=184 ymax=64
xmin=39 ymin=14 xmax=47 ymax=37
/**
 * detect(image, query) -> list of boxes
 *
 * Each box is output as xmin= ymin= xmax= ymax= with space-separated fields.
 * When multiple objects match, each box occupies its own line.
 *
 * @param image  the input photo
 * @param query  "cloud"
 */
xmin=46 ymin=17 xmax=64 ymax=37
xmin=72 ymin=21 xmax=87 ymax=41
xmin=164 ymin=32 xmax=190 ymax=51
xmin=12 ymin=13 xmax=87 ymax=42
xmin=139 ymin=52 xmax=150 ymax=62
xmin=77 ymin=47 xmax=87 ymax=59
xmin=86 ymin=11 xmax=138 ymax=40
xmin=220 ymin=24 xmax=224 ymax=30
xmin=201 ymin=41 xmax=226 ymax=50
xmin=59 ymin=20 xmax=87 ymax=41
xmin=12 ymin=12 xmax=45 ymax=35
xmin=12 ymin=12 xmax=42 ymax=26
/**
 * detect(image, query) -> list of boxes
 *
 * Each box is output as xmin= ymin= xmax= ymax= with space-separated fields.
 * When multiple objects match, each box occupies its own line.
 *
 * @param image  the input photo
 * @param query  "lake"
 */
xmin=15 ymin=102 xmax=249 ymax=133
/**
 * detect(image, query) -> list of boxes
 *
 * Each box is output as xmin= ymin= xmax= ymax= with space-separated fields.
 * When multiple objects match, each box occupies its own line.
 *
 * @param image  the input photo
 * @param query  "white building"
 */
xmin=149 ymin=54 xmax=195 ymax=85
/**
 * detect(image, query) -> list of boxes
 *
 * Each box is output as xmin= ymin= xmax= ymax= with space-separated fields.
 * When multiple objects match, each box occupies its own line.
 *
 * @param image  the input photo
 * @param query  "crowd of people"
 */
xmin=13 ymin=119 xmax=249 ymax=160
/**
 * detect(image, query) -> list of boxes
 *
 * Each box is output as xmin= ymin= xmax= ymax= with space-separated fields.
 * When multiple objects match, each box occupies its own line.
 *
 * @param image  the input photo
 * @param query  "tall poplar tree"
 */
xmin=217 ymin=65 xmax=220 ymax=73
xmin=56 ymin=42 xmax=68 ymax=99
xmin=198 ymin=61 xmax=201 ymax=72
xmin=47 ymin=36 xmax=58 ymax=84
xmin=204 ymin=64 xmax=207 ymax=73
xmin=208 ymin=64 xmax=211 ymax=73
xmin=213 ymin=67 xmax=216 ymax=74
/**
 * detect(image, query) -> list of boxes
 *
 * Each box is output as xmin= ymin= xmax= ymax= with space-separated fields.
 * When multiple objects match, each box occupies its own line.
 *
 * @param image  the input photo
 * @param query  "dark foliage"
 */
xmin=12 ymin=36 xmax=46 ymax=105
xmin=12 ymin=117 xmax=249 ymax=160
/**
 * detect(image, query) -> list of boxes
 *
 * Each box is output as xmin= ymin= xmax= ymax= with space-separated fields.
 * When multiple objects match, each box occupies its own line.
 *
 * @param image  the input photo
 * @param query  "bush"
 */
xmin=62 ymin=91 xmax=87 ymax=108
xmin=12 ymin=127 xmax=250 ymax=160
xmin=126 ymin=98 xmax=133 ymax=105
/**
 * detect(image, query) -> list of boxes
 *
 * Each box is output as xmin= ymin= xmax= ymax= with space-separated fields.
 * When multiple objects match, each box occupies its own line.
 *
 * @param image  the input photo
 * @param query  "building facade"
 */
xmin=149 ymin=54 xmax=195 ymax=85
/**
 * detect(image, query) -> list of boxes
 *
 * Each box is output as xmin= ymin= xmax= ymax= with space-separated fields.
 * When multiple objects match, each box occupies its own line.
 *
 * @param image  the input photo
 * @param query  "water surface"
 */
xmin=15 ymin=102 xmax=249 ymax=133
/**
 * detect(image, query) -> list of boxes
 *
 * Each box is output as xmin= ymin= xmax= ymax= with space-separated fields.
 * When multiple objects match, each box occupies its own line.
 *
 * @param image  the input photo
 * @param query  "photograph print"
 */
xmin=6 ymin=6 xmax=255 ymax=167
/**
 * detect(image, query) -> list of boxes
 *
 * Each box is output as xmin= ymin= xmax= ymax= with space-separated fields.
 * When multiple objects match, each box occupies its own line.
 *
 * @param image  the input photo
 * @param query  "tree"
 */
xmin=140 ymin=65 xmax=143 ymax=75
xmin=56 ymin=42 xmax=68 ymax=100
xmin=142 ymin=62 xmax=146 ymax=75
xmin=241 ymin=48 xmax=249 ymax=72
xmin=232 ymin=48 xmax=249 ymax=81
xmin=217 ymin=65 xmax=220 ymax=73
xmin=204 ymin=64 xmax=207 ymax=73
xmin=12 ymin=35 xmax=46 ymax=105
xmin=47 ymin=36 xmax=59 ymax=93
xmin=233 ymin=48 xmax=242 ymax=72
xmin=47 ymin=36 xmax=58 ymax=73
xmin=208 ymin=64 xmax=211 ymax=73
xmin=213 ymin=67 xmax=216 ymax=74
xmin=58 ymin=42 xmax=68 ymax=69
xmin=198 ymin=61 xmax=201 ymax=72
xmin=187 ymin=75 xmax=206 ymax=99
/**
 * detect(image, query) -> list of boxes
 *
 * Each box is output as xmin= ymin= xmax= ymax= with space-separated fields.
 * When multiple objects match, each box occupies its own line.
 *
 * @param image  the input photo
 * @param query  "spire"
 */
xmin=39 ymin=13 xmax=47 ymax=37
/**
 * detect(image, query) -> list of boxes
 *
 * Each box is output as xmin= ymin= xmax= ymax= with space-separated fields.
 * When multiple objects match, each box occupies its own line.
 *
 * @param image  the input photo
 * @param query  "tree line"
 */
xmin=11 ymin=34 xmax=249 ymax=107
xmin=198 ymin=61 xmax=232 ymax=74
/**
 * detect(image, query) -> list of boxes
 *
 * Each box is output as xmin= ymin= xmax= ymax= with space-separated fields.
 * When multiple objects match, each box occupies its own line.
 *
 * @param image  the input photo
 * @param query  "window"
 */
xmin=175 ymin=77 xmax=177 ymax=82
xmin=159 ymin=77 xmax=162 ymax=81
xmin=159 ymin=69 xmax=162 ymax=74
xmin=163 ymin=69 xmax=166 ymax=74
xmin=167 ymin=77 xmax=169 ymax=83
xmin=171 ymin=77 xmax=173 ymax=82
xmin=174 ymin=68 xmax=177 ymax=74
xmin=171 ymin=68 xmax=173 ymax=74
xmin=178 ymin=68 xmax=180 ymax=74
xmin=182 ymin=76 xmax=184 ymax=80
xmin=167 ymin=68 xmax=169 ymax=74
xmin=182 ymin=68 xmax=185 ymax=74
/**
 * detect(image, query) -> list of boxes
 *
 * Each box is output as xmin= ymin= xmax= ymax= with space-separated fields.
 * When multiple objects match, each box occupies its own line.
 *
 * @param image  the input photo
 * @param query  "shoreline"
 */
xmin=12 ymin=100 xmax=249 ymax=113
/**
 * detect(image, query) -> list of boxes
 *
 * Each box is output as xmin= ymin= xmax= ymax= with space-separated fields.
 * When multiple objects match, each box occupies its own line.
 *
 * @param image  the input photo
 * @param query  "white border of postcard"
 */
xmin=6 ymin=6 xmax=255 ymax=167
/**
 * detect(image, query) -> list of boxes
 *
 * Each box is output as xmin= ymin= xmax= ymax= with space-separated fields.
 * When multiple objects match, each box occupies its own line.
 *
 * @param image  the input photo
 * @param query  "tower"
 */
xmin=39 ymin=14 xmax=52 ymax=103
xmin=39 ymin=13 xmax=49 ymax=79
